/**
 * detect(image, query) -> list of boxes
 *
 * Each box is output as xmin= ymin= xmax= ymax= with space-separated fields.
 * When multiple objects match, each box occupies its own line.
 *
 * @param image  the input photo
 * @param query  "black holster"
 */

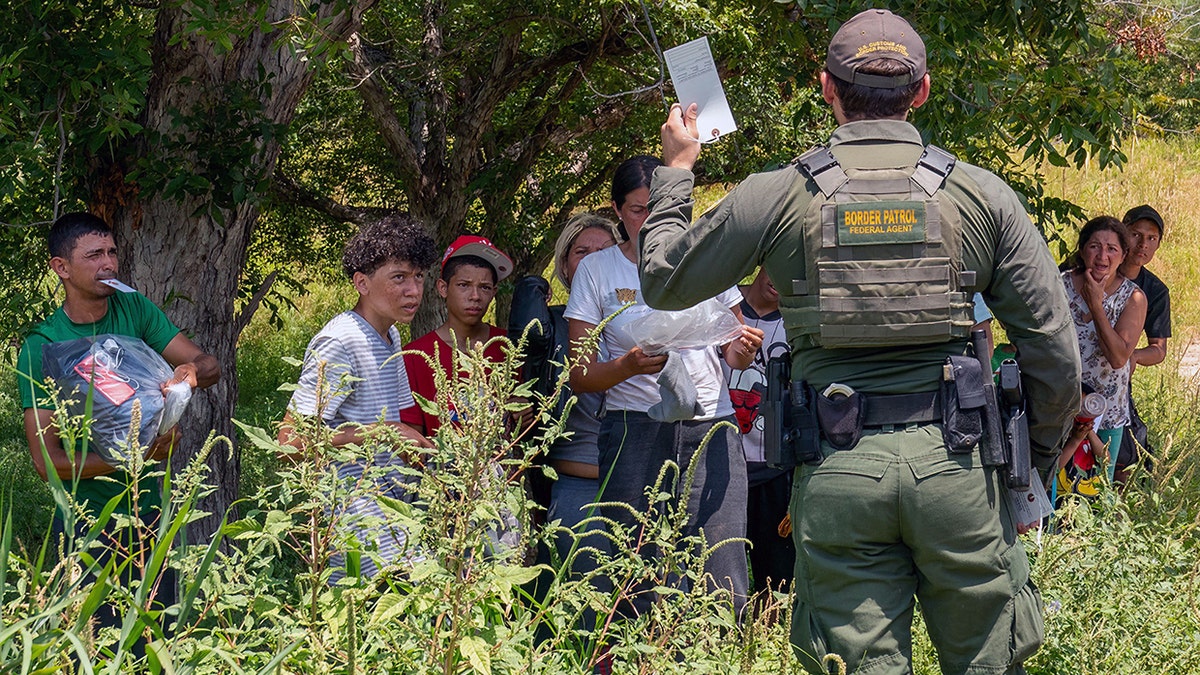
xmin=790 ymin=381 xmax=822 ymax=465
xmin=763 ymin=355 xmax=822 ymax=469
xmin=999 ymin=358 xmax=1032 ymax=489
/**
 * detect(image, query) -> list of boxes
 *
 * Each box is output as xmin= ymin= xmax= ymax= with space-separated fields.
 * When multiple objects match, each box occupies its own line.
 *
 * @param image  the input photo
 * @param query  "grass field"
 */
xmin=1042 ymin=134 xmax=1198 ymax=338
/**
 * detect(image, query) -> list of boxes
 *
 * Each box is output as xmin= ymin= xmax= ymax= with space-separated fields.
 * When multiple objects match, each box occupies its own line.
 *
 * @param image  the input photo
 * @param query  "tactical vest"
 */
xmin=781 ymin=144 xmax=976 ymax=348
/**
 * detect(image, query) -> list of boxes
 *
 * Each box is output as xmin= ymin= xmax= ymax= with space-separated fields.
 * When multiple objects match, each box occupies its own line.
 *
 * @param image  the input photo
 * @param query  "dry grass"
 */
xmin=1041 ymin=135 xmax=1199 ymax=338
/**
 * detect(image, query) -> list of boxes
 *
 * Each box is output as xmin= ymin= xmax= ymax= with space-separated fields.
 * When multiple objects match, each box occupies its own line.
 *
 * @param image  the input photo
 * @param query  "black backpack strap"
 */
xmin=796 ymin=146 xmax=849 ymax=198
xmin=911 ymin=145 xmax=957 ymax=197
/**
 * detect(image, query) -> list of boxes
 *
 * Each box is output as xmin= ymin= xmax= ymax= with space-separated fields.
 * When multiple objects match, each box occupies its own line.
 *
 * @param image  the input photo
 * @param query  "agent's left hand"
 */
xmin=661 ymin=103 xmax=701 ymax=171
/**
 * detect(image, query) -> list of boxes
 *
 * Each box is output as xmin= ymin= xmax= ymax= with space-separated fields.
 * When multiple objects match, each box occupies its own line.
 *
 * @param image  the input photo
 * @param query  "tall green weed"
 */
xmin=1 ymin=331 xmax=797 ymax=673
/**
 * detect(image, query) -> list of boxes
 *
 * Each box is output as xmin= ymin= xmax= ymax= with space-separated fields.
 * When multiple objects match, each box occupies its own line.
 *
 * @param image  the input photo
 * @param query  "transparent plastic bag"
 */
xmin=629 ymin=298 xmax=744 ymax=356
xmin=41 ymin=334 xmax=186 ymax=465
xmin=160 ymin=380 xmax=193 ymax=434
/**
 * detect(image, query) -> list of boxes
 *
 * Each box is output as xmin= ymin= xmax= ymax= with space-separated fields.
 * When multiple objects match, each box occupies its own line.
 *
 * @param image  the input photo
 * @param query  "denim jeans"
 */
xmin=597 ymin=410 xmax=748 ymax=618
xmin=548 ymin=474 xmax=610 ymax=574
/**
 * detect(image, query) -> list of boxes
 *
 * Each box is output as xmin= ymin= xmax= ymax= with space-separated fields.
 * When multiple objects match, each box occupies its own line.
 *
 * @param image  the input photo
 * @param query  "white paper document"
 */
xmin=663 ymin=37 xmax=737 ymax=142
xmin=100 ymin=278 xmax=137 ymax=293
xmin=1006 ymin=480 xmax=1054 ymax=532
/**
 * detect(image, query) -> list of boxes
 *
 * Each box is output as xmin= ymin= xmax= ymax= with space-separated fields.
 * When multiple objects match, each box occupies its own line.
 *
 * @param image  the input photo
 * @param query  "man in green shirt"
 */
xmin=639 ymin=10 xmax=1079 ymax=674
xmin=18 ymin=212 xmax=221 ymax=521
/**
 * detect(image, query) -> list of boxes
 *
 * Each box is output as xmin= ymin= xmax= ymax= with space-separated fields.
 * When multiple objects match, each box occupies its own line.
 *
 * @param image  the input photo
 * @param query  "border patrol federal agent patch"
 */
xmin=837 ymin=200 xmax=926 ymax=245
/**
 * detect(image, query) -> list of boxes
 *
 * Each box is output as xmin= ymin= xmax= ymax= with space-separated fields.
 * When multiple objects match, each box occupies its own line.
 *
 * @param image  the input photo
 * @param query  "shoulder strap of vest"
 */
xmin=795 ymin=146 xmax=848 ymax=198
xmin=911 ymin=144 xmax=956 ymax=197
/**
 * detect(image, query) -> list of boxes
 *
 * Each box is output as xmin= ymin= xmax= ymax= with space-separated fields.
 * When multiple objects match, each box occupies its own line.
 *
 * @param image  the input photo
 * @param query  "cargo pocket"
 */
xmin=1010 ymin=580 xmax=1044 ymax=664
xmin=790 ymin=600 xmax=832 ymax=674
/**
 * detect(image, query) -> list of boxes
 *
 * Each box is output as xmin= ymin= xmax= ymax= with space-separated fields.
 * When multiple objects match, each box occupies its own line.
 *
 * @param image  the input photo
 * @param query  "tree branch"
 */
xmin=233 ymin=270 xmax=278 ymax=337
xmin=271 ymin=172 xmax=391 ymax=225
xmin=348 ymin=33 xmax=424 ymax=200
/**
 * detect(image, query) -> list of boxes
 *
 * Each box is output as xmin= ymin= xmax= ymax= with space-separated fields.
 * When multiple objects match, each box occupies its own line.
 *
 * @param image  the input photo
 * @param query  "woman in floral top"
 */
xmin=1062 ymin=215 xmax=1147 ymax=482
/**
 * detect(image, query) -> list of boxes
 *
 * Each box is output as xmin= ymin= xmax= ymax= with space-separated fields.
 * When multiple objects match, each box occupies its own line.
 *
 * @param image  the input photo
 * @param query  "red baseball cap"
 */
xmin=441 ymin=235 xmax=514 ymax=281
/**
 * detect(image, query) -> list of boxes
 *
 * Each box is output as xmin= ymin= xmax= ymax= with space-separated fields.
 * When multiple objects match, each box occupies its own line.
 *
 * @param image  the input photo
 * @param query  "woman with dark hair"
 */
xmin=609 ymin=155 xmax=659 ymax=243
xmin=1063 ymin=215 xmax=1146 ymax=482
xmin=564 ymin=155 xmax=763 ymax=618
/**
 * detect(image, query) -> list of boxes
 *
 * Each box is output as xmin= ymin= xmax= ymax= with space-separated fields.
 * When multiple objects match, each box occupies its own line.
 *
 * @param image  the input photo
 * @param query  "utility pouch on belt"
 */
xmin=816 ymin=388 xmax=865 ymax=451
xmin=791 ymin=381 xmax=822 ymax=465
xmin=941 ymin=355 xmax=985 ymax=453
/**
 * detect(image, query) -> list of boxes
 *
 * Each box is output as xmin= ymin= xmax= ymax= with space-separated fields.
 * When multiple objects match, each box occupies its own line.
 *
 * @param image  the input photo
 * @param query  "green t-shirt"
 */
xmin=17 ymin=291 xmax=181 ymax=517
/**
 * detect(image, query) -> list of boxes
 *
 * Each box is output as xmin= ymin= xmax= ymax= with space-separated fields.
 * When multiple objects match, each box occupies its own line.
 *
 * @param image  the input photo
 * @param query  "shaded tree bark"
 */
xmin=89 ymin=0 xmax=376 ymax=543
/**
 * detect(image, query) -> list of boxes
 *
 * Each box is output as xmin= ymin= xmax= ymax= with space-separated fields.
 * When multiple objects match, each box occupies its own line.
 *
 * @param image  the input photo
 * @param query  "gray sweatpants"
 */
xmin=597 ymin=410 xmax=749 ymax=619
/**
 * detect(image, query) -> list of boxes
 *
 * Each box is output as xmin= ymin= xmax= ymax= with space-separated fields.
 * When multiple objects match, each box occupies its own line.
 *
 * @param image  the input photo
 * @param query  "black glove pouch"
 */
xmin=941 ymin=356 xmax=985 ymax=453
xmin=815 ymin=391 xmax=865 ymax=451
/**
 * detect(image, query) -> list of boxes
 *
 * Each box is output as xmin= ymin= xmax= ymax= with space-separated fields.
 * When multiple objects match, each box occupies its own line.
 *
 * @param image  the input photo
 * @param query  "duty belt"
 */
xmin=862 ymin=391 xmax=942 ymax=427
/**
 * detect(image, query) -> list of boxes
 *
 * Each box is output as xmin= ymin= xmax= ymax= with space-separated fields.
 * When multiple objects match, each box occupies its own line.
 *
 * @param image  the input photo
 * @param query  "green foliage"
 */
xmin=0 ymin=2 xmax=153 ymax=341
xmin=3 ymin=281 xmax=1200 ymax=672
xmin=268 ymin=0 xmax=1138 ymax=312
xmin=1032 ymin=383 xmax=1200 ymax=675
xmin=1098 ymin=0 xmax=1200 ymax=134
xmin=0 ymin=367 xmax=54 ymax=550
xmin=0 ymin=389 xmax=227 ymax=673
xmin=1038 ymin=134 xmax=1199 ymax=332
xmin=0 ymin=1 xmax=370 ymax=353
xmin=0 ymin=3 xmax=152 ymax=218
xmin=0 ymin=327 xmax=802 ymax=672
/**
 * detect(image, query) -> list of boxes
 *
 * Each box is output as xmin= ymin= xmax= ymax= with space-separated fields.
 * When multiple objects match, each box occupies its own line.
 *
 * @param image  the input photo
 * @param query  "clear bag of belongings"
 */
xmin=628 ymin=297 xmax=745 ymax=355
xmin=41 ymin=334 xmax=193 ymax=465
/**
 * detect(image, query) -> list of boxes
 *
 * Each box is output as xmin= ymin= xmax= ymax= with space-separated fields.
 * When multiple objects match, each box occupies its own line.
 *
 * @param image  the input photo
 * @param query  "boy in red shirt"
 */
xmin=402 ymin=235 xmax=514 ymax=435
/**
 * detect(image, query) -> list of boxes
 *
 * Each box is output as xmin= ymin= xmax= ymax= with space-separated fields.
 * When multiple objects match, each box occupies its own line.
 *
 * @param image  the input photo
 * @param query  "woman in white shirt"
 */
xmin=565 ymin=155 xmax=762 ymax=618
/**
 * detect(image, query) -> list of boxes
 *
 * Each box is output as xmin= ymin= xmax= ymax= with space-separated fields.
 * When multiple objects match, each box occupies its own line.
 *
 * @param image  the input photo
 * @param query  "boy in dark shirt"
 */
xmin=1116 ymin=204 xmax=1171 ymax=481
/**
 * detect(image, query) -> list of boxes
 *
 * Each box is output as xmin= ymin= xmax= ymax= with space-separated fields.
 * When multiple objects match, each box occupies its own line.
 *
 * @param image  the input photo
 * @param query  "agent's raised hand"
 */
xmin=661 ymin=102 xmax=701 ymax=171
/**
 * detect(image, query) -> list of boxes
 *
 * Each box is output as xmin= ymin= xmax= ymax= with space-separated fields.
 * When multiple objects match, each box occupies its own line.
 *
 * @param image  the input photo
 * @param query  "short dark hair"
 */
xmin=48 ymin=212 xmax=112 ymax=259
xmin=341 ymin=213 xmax=438 ymax=278
xmin=441 ymin=254 xmax=497 ymax=284
xmin=1069 ymin=215 xmax=1130 ymax=272
xmin=827 ymin=59 xmax=924 ymax=121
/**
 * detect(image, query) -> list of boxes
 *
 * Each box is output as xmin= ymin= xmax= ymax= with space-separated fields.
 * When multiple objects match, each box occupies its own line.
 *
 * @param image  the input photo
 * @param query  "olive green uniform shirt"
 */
xmin=639 ymin=119 xmax=1080 ymax=463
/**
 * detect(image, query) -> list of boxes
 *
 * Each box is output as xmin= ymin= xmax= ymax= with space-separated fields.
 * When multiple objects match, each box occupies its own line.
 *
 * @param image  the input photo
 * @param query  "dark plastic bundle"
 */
xmin=42 ymin=334 xmax=174 ymax=465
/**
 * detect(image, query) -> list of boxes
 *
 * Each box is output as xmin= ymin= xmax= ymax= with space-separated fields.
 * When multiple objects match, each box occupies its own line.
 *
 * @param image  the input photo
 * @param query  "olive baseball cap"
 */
xmin=826 ymin=9 xmax=926 ymax=89
xmin=1122 ymin=204 xmax=1164 ymax=235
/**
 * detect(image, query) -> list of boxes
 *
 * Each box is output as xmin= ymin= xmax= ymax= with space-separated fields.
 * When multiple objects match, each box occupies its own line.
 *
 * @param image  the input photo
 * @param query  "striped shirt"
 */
xmin=289 ymin=310 xmax=420 ymax=580
xmin=289 ymin=310 xmax=413 ymax=426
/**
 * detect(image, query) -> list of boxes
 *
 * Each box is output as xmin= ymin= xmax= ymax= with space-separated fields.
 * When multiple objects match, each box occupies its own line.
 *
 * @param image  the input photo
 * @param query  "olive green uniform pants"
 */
xmin=790 ymin=423 xmax=1043 ymax=674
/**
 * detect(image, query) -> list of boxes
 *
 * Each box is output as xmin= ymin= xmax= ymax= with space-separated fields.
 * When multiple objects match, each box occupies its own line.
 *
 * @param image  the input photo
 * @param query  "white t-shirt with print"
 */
xmin=564 ymin=245 xmax=741 ymax=420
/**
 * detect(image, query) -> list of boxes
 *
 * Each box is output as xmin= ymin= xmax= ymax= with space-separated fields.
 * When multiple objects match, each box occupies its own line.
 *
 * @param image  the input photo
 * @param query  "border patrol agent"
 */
xmin=638 ymin=9 xmax=1081 ymax=674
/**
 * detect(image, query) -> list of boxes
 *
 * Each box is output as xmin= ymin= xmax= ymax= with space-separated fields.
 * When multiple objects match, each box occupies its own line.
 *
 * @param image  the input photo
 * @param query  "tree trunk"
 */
xmin=92 ymin=1 xmax=374 ymax=544
xmin=407 ymin=192 xmax=472 ymax=338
